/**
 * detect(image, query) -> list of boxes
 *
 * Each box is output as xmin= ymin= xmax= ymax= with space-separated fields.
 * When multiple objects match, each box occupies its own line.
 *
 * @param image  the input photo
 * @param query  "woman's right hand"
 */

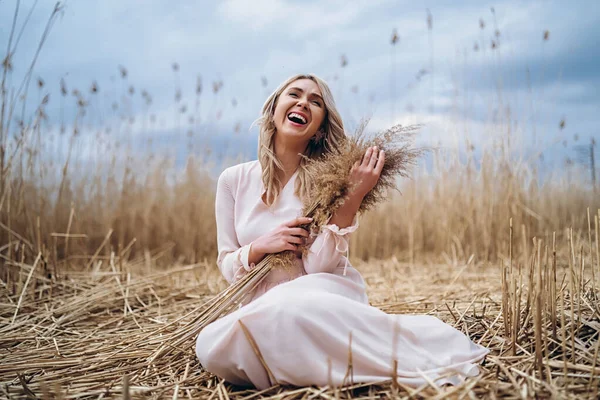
xmin=248 ymin=217 xmax=312 ymax=265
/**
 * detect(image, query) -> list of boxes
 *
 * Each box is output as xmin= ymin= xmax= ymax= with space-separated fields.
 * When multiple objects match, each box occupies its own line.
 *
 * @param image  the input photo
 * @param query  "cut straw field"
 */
xmin=1 ymin=224 xmax=599 ymax=398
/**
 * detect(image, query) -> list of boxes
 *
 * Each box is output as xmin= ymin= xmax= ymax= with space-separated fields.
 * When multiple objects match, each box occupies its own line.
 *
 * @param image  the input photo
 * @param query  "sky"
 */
xmin=1 ymin=0 xmax=599 ymax=177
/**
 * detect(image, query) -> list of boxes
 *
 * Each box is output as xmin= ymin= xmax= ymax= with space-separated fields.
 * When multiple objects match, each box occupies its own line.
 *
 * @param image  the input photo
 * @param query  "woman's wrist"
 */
xmin=248 ymin=242 xmax=265 ymax=265
xmin=348 ymin=185 xmax=368 ymax=203
xmin=329 ymin=193 xmax=363 ymax=229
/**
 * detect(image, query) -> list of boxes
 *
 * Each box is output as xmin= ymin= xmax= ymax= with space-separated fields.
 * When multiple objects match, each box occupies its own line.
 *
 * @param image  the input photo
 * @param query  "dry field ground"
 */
xmin=1 ymin=243 xmax=599 ymax=399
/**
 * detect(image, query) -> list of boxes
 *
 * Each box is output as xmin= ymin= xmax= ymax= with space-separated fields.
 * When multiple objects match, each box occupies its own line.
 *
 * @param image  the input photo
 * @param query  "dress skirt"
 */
xmin=195 ymin=271 xmax=489 ymax=389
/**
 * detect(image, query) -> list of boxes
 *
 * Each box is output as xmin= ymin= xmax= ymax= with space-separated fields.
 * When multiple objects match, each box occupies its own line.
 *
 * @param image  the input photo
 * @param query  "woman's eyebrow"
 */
xmin=288 ymin=87 xmax=323 ymax=101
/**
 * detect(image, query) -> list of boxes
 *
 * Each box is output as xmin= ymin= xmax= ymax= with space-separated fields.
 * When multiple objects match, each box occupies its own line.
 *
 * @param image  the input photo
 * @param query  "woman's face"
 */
xmin=272 ymin=78 xmax=326 ymax=145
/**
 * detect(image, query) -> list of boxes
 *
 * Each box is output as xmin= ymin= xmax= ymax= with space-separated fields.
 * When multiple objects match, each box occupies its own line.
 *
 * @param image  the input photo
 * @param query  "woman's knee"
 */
xmin=195 ymin=322 xmax=220 ymax=369
xmin=195 ymin=331 xmax=209 ymax=366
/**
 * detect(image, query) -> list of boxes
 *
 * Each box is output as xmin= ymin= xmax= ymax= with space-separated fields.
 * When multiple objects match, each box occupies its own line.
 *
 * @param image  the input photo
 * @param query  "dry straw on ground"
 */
xmin=1 ymin=210 xmax=599 ymax=399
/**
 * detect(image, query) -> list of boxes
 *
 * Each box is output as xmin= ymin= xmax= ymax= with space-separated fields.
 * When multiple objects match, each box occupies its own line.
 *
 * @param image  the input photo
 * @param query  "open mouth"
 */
xmin=287 ymin=112 xmax=308 ymax=125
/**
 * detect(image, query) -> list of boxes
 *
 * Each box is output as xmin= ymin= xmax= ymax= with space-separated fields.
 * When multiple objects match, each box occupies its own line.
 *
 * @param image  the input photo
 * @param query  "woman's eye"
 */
xmin=289 ymin=92 xmax=298 ymax=97
xmin=312 ymin=101 xmax=322 ymax=107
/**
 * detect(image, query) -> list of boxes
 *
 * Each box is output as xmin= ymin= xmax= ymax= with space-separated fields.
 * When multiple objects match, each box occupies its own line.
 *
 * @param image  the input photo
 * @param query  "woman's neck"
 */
xmin=273 ymin=136 xmax=307 ymax=176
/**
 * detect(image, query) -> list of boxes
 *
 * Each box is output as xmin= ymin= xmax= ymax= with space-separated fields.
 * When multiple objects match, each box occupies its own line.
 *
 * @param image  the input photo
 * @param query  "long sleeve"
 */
xmin=215 ymin=169 xmax=254 ymax=283
xmin=302 ymin=216 xmax=359 ymax=275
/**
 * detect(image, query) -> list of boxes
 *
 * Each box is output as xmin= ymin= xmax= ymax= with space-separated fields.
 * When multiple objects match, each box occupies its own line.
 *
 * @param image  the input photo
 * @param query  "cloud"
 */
xmin=1 ymin=0 xmax=598 ymax=173
xmin=216 ymin=0 xmax=383 ymax=35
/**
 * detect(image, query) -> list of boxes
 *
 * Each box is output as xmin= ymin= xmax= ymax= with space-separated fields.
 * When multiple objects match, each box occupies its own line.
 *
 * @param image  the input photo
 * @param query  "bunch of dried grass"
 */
xmin=157 ymin=123 xmax=424 ymax=354
xmin=273 ymin=122 xmax=425 ymax=270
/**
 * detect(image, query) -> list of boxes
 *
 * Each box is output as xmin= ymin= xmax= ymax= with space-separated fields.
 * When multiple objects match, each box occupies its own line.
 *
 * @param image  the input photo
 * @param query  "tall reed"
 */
xmin=1 ymin=2 xmax=597 ymax=269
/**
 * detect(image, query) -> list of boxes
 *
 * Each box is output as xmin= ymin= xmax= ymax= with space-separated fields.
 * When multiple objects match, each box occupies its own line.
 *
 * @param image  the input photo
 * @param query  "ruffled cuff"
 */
xmin=233 ymin=244 xmax=256 ymax=281
xmin=315 ymin=216 xmax=359 ymax=257
xmin=318 ymin=216 xmax=359 ymax=276
xmin=240 ymin=243 xmax=254 ymax=271
xmin=321 ymin=215 xmax=359 ymax=237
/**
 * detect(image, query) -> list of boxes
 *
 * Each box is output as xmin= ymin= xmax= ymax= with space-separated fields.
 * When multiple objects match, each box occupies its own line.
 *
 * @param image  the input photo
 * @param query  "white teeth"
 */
xmin=288 ymin=112 xmax=307 ymax=124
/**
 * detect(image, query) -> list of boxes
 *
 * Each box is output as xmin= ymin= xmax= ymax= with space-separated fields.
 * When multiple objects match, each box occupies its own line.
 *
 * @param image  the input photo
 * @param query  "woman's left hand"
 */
xmin=348 ymin=146 xmax=385 ymax=201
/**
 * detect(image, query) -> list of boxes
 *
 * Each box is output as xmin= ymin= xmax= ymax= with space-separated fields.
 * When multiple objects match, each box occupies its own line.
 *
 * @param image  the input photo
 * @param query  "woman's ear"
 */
xmin=312 ymin=128 xmax=325 ymax=142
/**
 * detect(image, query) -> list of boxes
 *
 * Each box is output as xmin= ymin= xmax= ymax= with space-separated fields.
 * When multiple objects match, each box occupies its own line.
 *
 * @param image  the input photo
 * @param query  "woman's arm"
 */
xmin=303 ymin=146 xmax=385 ymax=274
xmin=302 ymin=214 xmax=359 ymax=274
xmin=327 ymin=191 xmax=363 ymax=229
xmin=215 ymin=168 xmax=253 ymax=283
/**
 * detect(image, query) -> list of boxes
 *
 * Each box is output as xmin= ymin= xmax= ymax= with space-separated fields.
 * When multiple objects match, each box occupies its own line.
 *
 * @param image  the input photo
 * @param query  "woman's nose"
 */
xmin=296 ymin=98 xmax=309 ymax=110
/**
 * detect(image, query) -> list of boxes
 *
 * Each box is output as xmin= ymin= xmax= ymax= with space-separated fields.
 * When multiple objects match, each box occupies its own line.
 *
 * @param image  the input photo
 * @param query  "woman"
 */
xmin=195 ymin=74 xmax=488 ymax=389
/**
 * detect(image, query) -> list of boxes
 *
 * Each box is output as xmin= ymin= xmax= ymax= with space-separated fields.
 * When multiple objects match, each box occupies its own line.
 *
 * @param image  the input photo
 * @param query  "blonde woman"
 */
xmin=196 ymin=74 xmax=488 ymax=389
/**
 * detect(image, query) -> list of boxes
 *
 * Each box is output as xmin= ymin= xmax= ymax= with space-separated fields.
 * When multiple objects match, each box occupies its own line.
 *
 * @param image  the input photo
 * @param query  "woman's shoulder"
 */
xmin=218 ymin=160 xmax=261 ymax=187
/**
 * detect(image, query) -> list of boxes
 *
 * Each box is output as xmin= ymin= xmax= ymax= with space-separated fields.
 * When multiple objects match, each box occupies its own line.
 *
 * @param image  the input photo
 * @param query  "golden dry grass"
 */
xmin=2 ymin=4 xmax=599 ymax=397
xmin=1 ymin=225 xmax=599 ymax=398
xmin=3 ymin=145 xmax=598 ymax=269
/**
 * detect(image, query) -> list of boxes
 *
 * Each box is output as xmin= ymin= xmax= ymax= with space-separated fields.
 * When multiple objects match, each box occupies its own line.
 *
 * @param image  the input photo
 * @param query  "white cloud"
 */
xmin=2 ymin=0 xmax=597 ymax=170
xmin=217 ymin=0 xmax=387 ymax=36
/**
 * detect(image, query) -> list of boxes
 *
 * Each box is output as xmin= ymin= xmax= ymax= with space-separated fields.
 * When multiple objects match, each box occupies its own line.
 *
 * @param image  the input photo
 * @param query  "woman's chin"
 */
xmin=278 ymin=128 xmax=312 ymax=141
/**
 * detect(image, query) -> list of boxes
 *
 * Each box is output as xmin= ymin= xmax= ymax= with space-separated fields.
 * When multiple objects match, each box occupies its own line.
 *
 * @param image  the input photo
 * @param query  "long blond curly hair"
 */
xmin=257 ymin=74 xmax=346 ymax=206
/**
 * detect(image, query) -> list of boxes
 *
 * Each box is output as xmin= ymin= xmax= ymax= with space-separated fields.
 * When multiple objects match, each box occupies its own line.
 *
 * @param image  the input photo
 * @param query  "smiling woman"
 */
xmin=258 ymin=75 xmax=346 ymax=208
xmin=194 ymin=73 xmax=489 ymax=390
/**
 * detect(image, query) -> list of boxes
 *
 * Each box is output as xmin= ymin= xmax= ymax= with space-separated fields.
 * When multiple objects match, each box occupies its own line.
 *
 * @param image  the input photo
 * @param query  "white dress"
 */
xmin=195 ymin=160 xmax=489 ymax=389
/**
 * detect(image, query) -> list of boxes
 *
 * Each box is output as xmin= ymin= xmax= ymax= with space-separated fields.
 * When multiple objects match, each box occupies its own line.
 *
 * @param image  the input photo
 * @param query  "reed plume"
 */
xmin=270 ymin=121 xmax=424 ymax=270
